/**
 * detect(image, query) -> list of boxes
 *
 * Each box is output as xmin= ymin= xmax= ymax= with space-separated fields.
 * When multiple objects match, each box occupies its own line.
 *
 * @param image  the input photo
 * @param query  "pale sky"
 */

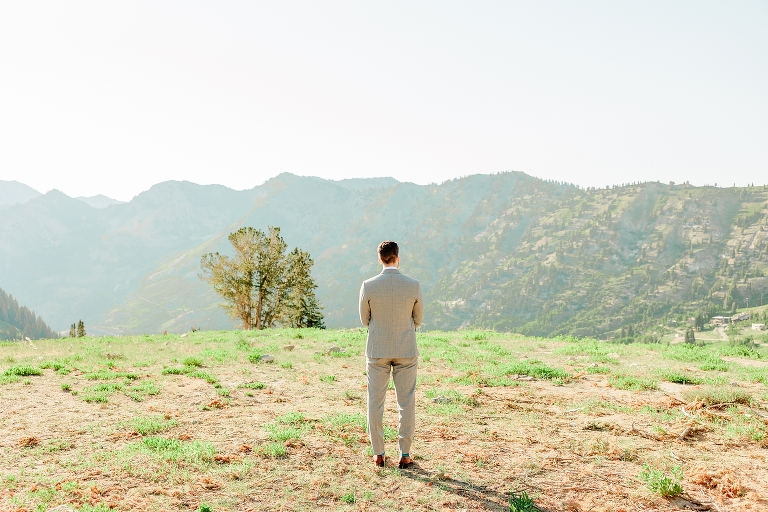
xmin=1 ymin=1 xmax=766 ymax=201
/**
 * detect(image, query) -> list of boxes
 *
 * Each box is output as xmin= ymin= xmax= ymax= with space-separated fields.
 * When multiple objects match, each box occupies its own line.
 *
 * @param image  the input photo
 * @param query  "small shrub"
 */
xmin=247 ymin=352 xmax=262 ymax=364
xmin=183 ymin=357 xmax=204 ymax=367
xmin=639 ymin=465 xmax=683 ymax=497
xmin=198 ymin=504 xmax=212 ymax=512
xmin=320 ymin=375 xmax=337 ymax=383
xmin=340 ymin=492 xmax=356 ymax=504
xmin=61 ymin=383 xmax=72 ymax=392
xmin=280 ymin=362 xmax=293 ymax=369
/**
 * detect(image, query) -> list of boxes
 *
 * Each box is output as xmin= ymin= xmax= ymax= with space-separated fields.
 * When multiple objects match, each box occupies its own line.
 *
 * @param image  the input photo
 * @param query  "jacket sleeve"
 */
xmin=359 ymin=282 xmax=370 ymax=327
xmin=412 ymin=282 xmax=424 ymax=329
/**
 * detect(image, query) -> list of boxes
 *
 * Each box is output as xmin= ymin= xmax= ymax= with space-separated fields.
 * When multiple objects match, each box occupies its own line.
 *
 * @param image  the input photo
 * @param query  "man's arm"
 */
xmin=412 ymin=282 xmax=424 ymax=329
xmin=359 ymin=282 xmax=371 ymax=327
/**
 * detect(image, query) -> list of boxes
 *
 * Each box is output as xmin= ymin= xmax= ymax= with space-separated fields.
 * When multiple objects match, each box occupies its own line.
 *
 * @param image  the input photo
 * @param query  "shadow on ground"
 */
xmin=397 ymin=464 xmax=548 ymax=511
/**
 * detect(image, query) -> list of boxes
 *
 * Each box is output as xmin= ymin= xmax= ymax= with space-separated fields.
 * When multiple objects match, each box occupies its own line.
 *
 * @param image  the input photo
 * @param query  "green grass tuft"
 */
xmin=658 ymin=370 xmax=703 ymax=385
xmin=2 ymin=365 xmax=42 ymax=377
xmin=639 ymin=465 xmax=683 ymax=497
xmin=682 ymin=386 xmax=752 ymax=406
xmin=240 ymin=381 xmax=266 ymax=389
xmin=260 ymin=442 xmax=287 ymax=458
xmin=508 ymin=490 xmax=538 ymax=511
xmin=609 ymin=374 xmax=658 ymax=391
xmin=127 ymin=414 xmax=177 ymax=435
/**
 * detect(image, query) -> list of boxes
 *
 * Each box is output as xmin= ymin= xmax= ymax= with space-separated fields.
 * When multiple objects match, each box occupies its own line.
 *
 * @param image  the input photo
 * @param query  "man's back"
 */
xmin=359 ymin=269 xmax=423 ymax=358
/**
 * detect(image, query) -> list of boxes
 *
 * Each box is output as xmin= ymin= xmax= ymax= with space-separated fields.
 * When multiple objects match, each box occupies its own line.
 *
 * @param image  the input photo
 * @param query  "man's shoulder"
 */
xmin=396 ymin=273 xmax=420 ymax=286
xmin=362 ymin=271 xmax=420 ymax=286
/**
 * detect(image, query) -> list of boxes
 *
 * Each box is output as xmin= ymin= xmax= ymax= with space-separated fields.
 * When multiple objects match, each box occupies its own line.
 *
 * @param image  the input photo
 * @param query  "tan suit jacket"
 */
xmin=359 ymin=268 xmax=423 ymax=358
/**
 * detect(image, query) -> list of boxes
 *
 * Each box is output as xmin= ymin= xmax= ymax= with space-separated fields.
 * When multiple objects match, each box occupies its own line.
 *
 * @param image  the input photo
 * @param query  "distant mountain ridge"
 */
xmin=1 ymin=173 xmax=767 ymax=339
xmin=0 ymin=180 xmax=41 ymax=206
xmin=76 ymin=195 xmax=126 ymax=208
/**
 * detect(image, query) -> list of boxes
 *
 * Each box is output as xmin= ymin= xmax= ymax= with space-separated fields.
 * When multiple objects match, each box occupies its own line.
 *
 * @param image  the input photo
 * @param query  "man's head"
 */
xmin=377 ymin=240 xmax=399 ymax=267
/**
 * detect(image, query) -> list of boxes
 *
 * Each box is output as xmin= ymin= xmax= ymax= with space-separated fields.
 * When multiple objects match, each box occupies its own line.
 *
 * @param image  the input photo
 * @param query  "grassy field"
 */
xmin=1 ymin=329 xmax=767 ymax=511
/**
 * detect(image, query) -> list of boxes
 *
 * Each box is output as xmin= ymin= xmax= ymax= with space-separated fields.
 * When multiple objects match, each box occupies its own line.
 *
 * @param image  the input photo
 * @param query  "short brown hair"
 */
xmin=377 ymin=240 xmax=399 ymax=265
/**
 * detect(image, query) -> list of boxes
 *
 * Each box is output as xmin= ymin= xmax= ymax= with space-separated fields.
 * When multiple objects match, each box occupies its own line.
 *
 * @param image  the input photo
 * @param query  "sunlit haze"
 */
xmin=1 ymin=1 xmax=766 ymax=201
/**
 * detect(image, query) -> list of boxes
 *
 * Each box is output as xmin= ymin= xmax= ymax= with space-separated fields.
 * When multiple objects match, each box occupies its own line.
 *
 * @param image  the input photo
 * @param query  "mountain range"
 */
xmin=1 ymin=173 xmax=767 ymax=339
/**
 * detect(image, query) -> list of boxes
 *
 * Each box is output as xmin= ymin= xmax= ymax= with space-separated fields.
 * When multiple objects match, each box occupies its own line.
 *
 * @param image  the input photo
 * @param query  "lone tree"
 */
xmin=684 ymin=327 xmax=695 ymax=344
xmin=200 ymin=226 xmax=324 ymax=330
xmin=69 ymin=323 xmax=76 ymax=338
xmin=77 ymin=320 xmax=86 ymax=338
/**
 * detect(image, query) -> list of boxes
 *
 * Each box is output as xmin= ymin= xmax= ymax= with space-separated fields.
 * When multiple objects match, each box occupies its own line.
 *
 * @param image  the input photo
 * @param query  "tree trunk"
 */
xmin=255 ymin=292 xmax=263 ymax=330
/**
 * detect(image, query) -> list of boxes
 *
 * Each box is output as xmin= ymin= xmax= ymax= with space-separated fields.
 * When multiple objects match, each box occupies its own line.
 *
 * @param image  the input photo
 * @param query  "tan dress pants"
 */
xmin=366 ymin=356 xmax=418 ymax=456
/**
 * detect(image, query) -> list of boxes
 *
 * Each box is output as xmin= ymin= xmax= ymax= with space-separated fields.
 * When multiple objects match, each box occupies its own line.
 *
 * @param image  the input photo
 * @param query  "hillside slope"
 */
xmin=0 ymin=286 xmax=58 ymax=340
xmin=1 ymin=174 xmax=767 ymax=338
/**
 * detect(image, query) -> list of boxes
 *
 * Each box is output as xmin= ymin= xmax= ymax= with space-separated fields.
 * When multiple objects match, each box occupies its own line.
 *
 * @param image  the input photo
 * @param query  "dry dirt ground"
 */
xmin=1 ymin=329 xmax=767 ymax=512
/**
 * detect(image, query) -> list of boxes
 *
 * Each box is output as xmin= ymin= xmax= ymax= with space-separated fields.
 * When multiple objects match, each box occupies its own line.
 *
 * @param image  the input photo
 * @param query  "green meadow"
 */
xmin=1 ymin=329 xmax=767 ymax=511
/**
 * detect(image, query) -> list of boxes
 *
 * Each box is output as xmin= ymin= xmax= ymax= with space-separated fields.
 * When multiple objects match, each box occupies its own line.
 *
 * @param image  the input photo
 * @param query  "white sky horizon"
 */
xmin=1 ymin=1 xmax=766 ymax=202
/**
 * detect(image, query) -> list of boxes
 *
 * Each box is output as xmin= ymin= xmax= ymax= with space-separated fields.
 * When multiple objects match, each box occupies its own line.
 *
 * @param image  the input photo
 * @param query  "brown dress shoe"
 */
xmin=374 ymin=455 xmax=385 ymax=467
xmin=398 ymin=456 xmax=414 ymax=469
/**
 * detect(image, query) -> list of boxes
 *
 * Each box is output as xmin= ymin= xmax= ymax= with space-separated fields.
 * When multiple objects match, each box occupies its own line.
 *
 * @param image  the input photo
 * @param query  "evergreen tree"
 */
xmin=0 ymin=287 xmax=57 ymax=341
xmin=694 ymin=312 xmax=705 ymax=332
xmin=684 ymin=327 xmax=695 ymax=344
xmin=200 ymin=226 xmax=324 ymax=329
xmin=69 ymin=324 xmax=76 ymax=338
xmin=77 ymin=320 xmax=86 ymax=338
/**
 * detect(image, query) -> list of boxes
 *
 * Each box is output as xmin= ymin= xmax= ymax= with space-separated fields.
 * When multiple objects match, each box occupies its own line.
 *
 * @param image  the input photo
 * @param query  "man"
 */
xmin=359 ymin=240 xmax=423 ymax=469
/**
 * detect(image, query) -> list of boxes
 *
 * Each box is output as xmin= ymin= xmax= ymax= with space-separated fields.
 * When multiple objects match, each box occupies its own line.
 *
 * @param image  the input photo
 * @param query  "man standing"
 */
xmin=359 ymin=240 xmax=423 ymax=469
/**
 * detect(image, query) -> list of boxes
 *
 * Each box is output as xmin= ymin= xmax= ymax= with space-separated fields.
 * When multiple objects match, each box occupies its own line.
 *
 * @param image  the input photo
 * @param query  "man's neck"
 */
xmin=382 ymin=266 xmax=398 ymax=270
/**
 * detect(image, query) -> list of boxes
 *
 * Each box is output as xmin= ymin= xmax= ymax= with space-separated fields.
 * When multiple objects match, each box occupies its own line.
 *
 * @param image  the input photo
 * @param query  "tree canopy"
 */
xmin=200 ymin=226 xmax=324 ymax=330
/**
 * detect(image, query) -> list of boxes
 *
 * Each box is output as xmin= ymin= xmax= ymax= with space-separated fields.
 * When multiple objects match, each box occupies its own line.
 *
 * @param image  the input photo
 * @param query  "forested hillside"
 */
xmin=430 ymin=181 xmax=768 ymax=339
xmin=1 ymin=173 xmax=767 ymax=338
xmin=0 ymin=287 xmax=58 ymax=340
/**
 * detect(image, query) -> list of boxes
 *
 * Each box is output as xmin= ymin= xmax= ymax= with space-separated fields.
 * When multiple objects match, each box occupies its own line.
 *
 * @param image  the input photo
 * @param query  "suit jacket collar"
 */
xmin=381 ymin=268 xmax=401 ymax=275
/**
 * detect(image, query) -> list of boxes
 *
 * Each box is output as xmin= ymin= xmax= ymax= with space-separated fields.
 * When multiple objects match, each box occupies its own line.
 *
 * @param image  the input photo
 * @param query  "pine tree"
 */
xmin=69 ymin=324 xmax=76 ymax=338
xmin=77 ymin=320 xmax=86 ymax=338
xmin=685 ymin=327 xmax=695 ymax=344
xmin=200 ymin=226 xmax=324 ymax=330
